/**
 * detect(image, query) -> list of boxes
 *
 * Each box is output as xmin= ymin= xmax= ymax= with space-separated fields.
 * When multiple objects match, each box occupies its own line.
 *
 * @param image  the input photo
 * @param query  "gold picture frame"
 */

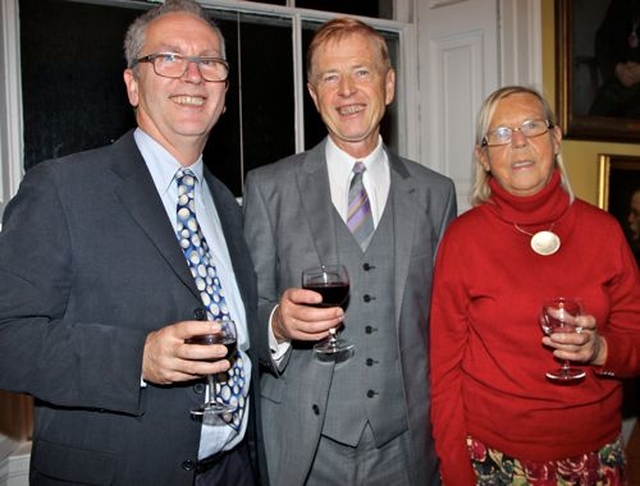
xmin=598 ymin=154 xmax=640 ymax=264
xmin=556 ymin=1 xmax=640 ymax=142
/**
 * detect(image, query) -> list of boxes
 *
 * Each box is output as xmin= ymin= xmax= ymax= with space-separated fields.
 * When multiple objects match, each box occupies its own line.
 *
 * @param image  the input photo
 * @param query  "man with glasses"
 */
xmin=0 ymin=1 xmax=267 ymax=484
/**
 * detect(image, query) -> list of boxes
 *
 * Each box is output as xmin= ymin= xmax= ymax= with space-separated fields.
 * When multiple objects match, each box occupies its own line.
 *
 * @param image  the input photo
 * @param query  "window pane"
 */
xmin=301 ymin=21 xmax=399 ymax=154
xmin=19 ymin=1 xmax=296 ymax=197
xmin=19 ymin=0 xmax=139 ymax=171
xmin=296 ymin=0 xmax=393 ymax=20
xmin=210 ymin=12 xmax=295 ymax=195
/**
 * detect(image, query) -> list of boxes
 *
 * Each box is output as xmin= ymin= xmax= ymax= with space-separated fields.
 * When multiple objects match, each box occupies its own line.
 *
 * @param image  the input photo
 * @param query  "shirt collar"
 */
xmin=325 ymin=135 xmax=385 ymax=180
xmin=134 ymin=128 xmax=204 ymax=195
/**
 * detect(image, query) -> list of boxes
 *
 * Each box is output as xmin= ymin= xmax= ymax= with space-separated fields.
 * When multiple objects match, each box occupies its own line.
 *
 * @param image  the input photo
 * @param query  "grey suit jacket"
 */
xmin=243 ymin=139 xmax=457 ymax=485
xmin=0 ymin=132 xmax=268 ymax=485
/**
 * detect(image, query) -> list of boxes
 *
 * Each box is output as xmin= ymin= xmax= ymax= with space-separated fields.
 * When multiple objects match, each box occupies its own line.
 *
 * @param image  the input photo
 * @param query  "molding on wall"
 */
xmin=0 ymin=436 xmax=29 ymax=486
xmin=0 ymin=0 xmax=24 ymax=218
xmin=417 ymin=0 xmax=542 ymax=213
xmin=499 ymin=0 xmax=543 ymax=88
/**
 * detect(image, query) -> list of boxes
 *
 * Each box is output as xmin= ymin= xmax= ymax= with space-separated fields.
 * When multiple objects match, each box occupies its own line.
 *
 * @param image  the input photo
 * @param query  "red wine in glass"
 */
xmin=302 ymin=282 xmax=350 ymax=309
xmin=185 ymin=319 xmax=238 ymax=416
xmin=185 ymin=333 xmax=238 ymax=361
xmin=302 ymin=265 xmax=354 ymax=361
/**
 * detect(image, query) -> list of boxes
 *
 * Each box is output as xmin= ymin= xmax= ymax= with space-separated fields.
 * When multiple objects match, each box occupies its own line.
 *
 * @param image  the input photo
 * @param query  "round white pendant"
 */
xmin=530 ymin=231 xmax=560 ymax=256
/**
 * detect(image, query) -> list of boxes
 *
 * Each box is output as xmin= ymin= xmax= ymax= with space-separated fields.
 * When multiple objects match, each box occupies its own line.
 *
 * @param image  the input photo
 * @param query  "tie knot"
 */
xmin=176 ymin=168 xmax=197 ymax=191
xmin=352 ymin=162 xmax=366 ymax=175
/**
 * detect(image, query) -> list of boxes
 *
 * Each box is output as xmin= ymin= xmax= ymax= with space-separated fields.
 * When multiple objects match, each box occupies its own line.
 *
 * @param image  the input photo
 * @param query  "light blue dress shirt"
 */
xmin=134 ymin=128 xmax=251 ymax=458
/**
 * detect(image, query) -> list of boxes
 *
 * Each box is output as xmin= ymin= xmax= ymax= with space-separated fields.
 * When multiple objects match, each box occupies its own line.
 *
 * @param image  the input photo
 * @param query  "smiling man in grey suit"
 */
xmin=0 ymin=1 xmax=268 ymax=484
xmin=243 ymin=17 xmax=456 ymax=486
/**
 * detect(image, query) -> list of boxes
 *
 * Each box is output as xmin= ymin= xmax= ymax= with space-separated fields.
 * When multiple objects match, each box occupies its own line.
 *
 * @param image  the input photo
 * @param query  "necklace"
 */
xmin=513 ymin=223 xmax=560 ymax=256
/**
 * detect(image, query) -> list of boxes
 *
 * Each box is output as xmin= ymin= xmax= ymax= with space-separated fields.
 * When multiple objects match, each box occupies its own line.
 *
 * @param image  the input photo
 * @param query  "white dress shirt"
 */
xmin=325 ymin=135 xmax=390 ymax=227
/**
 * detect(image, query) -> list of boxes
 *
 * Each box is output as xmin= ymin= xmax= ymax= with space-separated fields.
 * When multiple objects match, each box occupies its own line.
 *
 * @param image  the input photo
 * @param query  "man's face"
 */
xmin=307 ymin=32 xmax=395 ymax=159
xmin=628 ymin=191 xmax=640 ymax=241
xmin=123 ymin=12 xmax=227 ymax=160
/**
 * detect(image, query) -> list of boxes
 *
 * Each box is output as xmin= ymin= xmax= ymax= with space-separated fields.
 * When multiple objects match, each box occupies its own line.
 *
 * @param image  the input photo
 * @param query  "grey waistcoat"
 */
xmin=321 ymin=194 xmax=409 ymax=447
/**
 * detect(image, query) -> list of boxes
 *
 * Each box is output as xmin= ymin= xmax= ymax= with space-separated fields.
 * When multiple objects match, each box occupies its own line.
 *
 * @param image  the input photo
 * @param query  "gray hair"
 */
xmin=124 ymin=0 xmax=226 ymax=70
xmin=471 ymin=85 xmax=574 ymax=206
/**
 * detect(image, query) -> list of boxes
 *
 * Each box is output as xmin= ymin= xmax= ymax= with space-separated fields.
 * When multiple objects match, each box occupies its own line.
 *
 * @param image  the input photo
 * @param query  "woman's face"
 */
xmin=476 ymin=92 xmax=562 ymax=197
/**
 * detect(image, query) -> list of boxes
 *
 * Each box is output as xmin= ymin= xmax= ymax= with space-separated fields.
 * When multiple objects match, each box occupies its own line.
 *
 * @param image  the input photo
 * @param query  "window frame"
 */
xmin=0 ymin=0 xmax=417 ymax=216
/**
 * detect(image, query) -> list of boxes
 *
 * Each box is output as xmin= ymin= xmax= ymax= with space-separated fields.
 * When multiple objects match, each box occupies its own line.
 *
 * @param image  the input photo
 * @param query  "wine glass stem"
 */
xmin=328 ymin=328 xmax=338 ymax=345
xmin=207 ymin=374 xmax=218 ymax=406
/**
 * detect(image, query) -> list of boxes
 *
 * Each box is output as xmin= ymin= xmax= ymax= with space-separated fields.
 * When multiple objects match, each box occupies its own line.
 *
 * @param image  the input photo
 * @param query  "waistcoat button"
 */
xmin=181 ymin=460 xmax=196 ymax=471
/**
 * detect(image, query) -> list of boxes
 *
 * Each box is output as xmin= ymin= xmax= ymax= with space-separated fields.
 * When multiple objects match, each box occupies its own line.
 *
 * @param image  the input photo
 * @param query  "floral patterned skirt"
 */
xmin=467 ymin=435 xmax=627 ymax=485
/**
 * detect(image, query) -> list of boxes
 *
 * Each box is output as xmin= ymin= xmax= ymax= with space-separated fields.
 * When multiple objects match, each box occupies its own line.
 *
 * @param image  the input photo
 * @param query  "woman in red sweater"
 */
xmin=430 ymin=85 xmax=640 ymax=485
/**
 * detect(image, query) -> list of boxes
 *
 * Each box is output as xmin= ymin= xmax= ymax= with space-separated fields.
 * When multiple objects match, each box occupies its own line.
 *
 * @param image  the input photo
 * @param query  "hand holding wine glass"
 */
xmin=302 ymin=265 xmax=354 ymax=362
xmin=540 ymin=297 xmax=586 ymax=381
xmin=185 ymin=319 xmax=238 ymax=417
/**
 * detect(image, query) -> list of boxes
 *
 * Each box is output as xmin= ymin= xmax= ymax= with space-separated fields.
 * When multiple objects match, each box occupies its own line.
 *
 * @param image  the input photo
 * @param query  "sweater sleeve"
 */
xmin=429 ymin=227 xmax=477 ymax=485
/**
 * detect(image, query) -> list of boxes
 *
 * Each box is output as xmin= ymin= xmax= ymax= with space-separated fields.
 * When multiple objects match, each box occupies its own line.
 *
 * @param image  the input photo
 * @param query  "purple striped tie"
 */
xmin=347 ymin=162 xmax=374 ymax=250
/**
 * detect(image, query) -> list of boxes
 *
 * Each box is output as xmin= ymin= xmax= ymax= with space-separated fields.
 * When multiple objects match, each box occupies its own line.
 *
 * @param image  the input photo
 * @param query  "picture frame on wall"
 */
xmin=598 ymin=154 xmax=640 ymax=265
xmin=556 ymin=0 xmax=640 ymax=142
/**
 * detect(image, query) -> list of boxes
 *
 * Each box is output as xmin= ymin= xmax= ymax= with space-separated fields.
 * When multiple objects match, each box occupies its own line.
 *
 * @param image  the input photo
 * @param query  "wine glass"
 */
xmin=302 ymin=265 xmax=354 ymax=362
xmin=540 ymin=297 xmax=586 ymax=381
xmin=185 ymin=319 xmax=238 ymax=417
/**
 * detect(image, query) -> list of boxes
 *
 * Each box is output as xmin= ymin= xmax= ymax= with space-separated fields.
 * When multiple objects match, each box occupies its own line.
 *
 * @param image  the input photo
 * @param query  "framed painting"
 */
xmin=556 ymin=0 xmax=640 ymax=142
xmin=598 ymin=154 xmax=640 ymax=264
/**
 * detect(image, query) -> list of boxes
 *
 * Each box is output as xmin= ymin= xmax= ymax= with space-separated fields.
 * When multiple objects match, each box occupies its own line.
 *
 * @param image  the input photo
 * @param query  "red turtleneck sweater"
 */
xmin=430 ymin=171 xmax=640 ymax=485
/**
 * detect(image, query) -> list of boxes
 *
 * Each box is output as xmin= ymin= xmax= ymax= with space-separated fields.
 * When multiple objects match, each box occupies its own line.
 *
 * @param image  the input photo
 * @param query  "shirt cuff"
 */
xmin=269 ymin=305 xmax=291 ymax=367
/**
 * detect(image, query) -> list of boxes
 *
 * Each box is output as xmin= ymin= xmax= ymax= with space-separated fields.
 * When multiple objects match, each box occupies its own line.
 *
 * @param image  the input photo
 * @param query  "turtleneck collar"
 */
xmin=485 ymin=170 xmax=571 ymax=227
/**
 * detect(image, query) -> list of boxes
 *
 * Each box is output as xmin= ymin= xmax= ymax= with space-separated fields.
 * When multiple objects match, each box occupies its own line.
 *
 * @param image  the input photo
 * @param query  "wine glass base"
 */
xmin=190 ymin=403 xmax=236 ymax=417
xmin=545 ymin=368 xmax=586 ymax=381
xmin=314 ymin=340 xmax=355 ymax=363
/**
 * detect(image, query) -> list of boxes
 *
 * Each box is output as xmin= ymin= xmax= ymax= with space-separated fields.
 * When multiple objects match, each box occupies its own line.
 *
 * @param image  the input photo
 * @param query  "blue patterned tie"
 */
xmin=175 ymin=169 xmax=247 ymax=429
xmin=347 ymin=162 xmax=374 ymax=250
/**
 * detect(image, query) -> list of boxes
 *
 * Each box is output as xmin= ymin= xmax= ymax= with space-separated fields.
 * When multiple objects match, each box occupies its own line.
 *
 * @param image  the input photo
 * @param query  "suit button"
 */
xmin=363 ymin=263 xmax=372 ymax=271
xmin=365 ymin=326 xmax=377 ymax=334
xmin=181 ymin=460 xmax=196 ymax=471
xmin=193 ymin=383 xmax=205 ymax=394
xmin=366 ymin=358 xmax=375 ymax=366
xmin=367 ymin=390 xmax=376 ymax=398
xmin=193 ymin=308 xmax=207 ymax=320
xmin=312 ymin=404 xmax=320 ymax=415
xmin=363 ymin=294 xmax=371 ymax=302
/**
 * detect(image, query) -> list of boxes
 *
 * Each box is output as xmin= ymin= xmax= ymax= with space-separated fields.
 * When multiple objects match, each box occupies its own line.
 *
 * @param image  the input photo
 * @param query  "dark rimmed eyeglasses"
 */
xmin=482 ymin=119 xmax=553 ymax=147
xmin=134 ymin=52 xmax=229 ymax=83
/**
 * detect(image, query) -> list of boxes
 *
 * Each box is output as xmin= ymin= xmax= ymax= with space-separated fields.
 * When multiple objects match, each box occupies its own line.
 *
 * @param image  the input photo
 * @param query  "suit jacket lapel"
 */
xmin=388 ymin=152 xmax=416 ymax=325
xmin=296 ymin=141 xmax=340 ymax=265
xmin=110 ymin=133 xmax=200 ymax=300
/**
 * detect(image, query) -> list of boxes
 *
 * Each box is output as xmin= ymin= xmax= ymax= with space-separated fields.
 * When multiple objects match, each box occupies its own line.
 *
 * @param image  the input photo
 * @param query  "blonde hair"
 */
xmin=470 ymin=85 xmax=574 ymax=206
xmin=306 ymin=17 xmax=392 ymax=84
